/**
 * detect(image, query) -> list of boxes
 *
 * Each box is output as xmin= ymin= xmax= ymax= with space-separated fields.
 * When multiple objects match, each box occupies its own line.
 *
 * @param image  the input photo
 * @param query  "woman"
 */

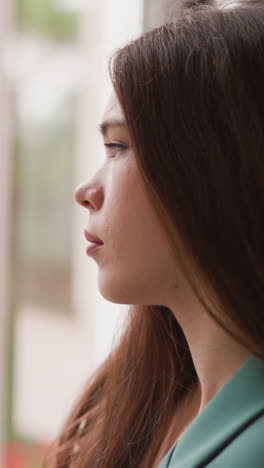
xmin=45 ymin=1 xmax=264 ymax=467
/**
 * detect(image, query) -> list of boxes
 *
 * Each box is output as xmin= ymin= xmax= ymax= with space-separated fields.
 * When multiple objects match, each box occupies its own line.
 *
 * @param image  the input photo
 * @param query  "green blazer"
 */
xmin=158 ymin=356 xmax=264 ymax=467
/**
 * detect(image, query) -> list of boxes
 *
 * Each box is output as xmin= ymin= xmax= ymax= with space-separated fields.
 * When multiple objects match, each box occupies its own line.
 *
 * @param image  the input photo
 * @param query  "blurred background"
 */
xmin=0 ymin=0 xmax=183 ymax=466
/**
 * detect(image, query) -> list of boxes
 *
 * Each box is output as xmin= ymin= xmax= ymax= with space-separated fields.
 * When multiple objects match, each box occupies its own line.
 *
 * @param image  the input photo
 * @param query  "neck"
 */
xmin=172 ymin=306 xmax=251 ymax=413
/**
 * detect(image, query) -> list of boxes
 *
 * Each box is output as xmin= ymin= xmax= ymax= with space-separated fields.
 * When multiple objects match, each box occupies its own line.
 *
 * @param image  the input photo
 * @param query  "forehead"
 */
xmin=102 ymin=93 xmax=124 ymax=121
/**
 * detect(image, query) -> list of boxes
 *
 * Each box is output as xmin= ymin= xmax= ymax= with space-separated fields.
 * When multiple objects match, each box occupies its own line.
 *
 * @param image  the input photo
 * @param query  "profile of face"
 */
xmin=74 ymin=93 xmax=184 ymax=307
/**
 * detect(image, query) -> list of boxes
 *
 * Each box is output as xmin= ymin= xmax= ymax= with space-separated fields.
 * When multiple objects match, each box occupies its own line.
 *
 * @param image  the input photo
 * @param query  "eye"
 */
xmin=104 ymin=142 xmax=128 ymax=159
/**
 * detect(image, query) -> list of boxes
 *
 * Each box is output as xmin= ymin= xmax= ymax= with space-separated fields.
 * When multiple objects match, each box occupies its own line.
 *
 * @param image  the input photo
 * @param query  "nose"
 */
xmin=74 ymin=181 xmax=103 ymax=211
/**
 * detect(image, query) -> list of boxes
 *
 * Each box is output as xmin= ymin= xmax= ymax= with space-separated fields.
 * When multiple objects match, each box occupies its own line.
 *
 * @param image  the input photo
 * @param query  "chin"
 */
xmin=98 ymin=277 xmax=136 ymax=304
xmin=98 ymin=288 xmax=132 ymax=305
xmin=97 ymin=270 xmax=162 ymax=305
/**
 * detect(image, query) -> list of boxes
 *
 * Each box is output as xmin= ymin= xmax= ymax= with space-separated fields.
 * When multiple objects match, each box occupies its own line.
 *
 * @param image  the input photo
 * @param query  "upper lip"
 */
xmin=84 ymin=229 xmax=103 ymax=244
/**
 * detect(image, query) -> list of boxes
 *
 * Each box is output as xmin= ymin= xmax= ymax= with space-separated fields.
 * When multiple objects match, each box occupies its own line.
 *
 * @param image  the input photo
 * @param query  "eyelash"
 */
xmin=104 ymin=143 xmax=127 ymax=159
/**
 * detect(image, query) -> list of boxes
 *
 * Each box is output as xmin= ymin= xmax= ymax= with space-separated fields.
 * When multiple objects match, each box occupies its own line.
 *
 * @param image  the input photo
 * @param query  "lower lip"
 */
xmin=86 ymin=243 xmax=103 ymax=255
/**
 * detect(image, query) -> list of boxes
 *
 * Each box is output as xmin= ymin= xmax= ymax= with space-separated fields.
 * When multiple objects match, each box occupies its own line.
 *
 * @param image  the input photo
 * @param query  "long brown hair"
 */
xmin=45 ymin=2 xmax=264 ymax=467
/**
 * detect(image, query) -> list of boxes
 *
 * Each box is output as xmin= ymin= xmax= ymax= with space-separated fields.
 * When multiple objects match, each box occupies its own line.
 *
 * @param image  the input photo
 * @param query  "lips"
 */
xmin=84 ymin=230 xmax=103 ymax=245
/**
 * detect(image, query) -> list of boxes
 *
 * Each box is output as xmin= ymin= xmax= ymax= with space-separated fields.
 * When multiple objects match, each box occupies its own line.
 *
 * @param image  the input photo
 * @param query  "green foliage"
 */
xmin=16 ymin=0 xmax=79 ymax=42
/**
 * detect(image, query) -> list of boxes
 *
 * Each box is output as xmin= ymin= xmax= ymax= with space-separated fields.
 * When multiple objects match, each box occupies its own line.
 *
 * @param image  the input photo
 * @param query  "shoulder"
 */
xmin=208 ymin=413 xmax=264 ymax=467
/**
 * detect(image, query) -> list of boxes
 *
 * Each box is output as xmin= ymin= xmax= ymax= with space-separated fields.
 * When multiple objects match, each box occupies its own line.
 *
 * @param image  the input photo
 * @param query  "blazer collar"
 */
xmin=166 ymin=356 xmax=264 ymax=467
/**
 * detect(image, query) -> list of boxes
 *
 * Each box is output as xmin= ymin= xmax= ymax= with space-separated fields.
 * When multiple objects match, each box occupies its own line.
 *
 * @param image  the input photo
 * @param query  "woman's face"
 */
xmin=74 ymin=93 xmax=183 ymax=306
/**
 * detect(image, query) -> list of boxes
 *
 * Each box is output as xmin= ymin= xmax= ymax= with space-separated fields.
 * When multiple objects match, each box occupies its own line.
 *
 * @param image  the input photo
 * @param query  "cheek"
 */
xmin=105 ymin=164 xmax=140 ymax=230
xmin=97 ymin=164 xmax=177 ymax=301
xmin=107 ymin=166 xmax=167 ymax=254
xmin=107 ymin=186 xmax=172 ymax=273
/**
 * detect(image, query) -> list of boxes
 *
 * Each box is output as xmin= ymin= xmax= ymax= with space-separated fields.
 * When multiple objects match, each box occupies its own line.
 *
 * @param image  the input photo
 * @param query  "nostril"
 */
xmin=74 ymin=185 xmax=100 ymax=209
xmin=83 ymin=200 xmax=92 ymax=209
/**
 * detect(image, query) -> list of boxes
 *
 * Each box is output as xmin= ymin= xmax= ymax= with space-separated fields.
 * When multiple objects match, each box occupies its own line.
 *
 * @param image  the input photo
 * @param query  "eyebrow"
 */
xmin=98 ymin=119 xmax=127 ymax=137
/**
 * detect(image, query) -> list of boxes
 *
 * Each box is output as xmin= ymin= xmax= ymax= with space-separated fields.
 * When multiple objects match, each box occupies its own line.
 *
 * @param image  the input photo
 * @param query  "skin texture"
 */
xmin=74 ymin=93 xmax=251 ymax=446
xmin=74 ymin=93 xmax=187 ymax=307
